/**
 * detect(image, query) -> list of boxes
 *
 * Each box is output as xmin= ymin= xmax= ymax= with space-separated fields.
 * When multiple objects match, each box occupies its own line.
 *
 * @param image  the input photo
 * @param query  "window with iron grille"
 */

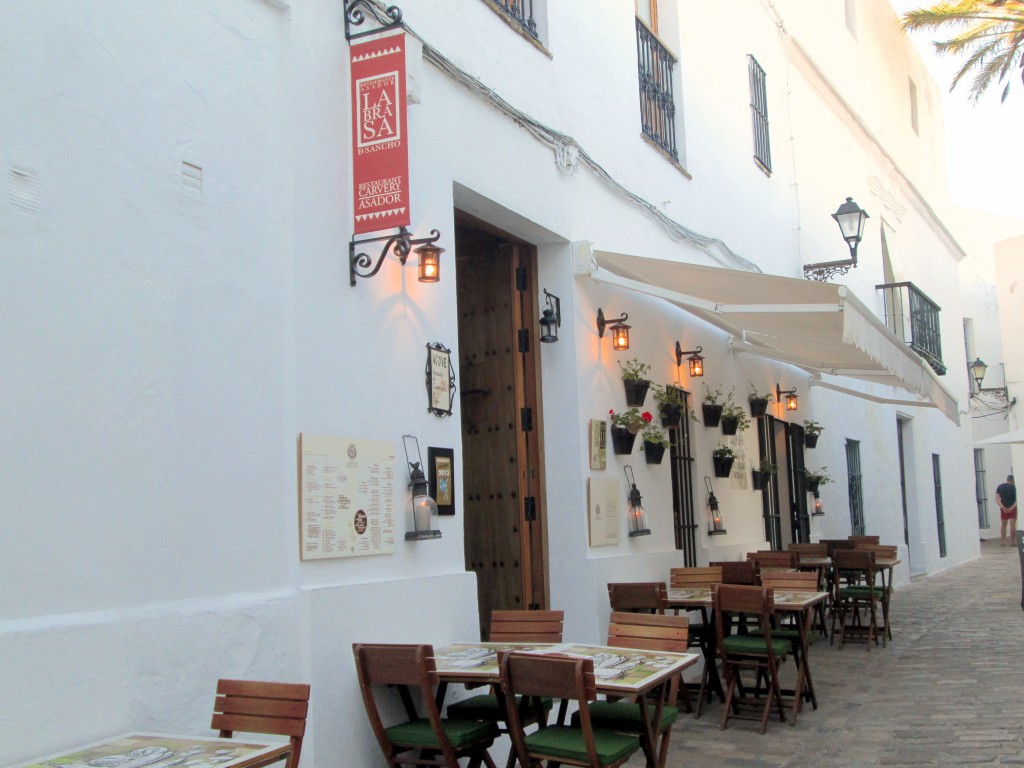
xmin=636 ymin=17 xmax=678 ymax=160
xmin=974 ymin=449 xmax=990 ymax=529
xmin=933 ymin=454 xmax=947 ymax=556
xmin=846 ymin=440 xmax=864 ymax=536
xmin=486 ymin=0 xmax=539 ymax=40
xmin=748 ymin=55 xmax=771 ymax=173
xmin=668 ymin=388 xmax=697 ymax=564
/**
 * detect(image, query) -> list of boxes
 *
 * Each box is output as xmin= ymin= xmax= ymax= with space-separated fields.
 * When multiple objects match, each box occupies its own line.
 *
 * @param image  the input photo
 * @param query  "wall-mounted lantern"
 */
xmin=597 ymin=308 xmax=631 ymax=351
xmin=803 ymin=196 xmax=870 ymax=281
xmin=705 ymin=476 xmax=727 ymax=535
xmin=776 ymin=384 xmax=798 ymax=412
xmin=402 ymin=435 xmax=441 ymax=540
xmin=812 ymin=493 xmax=825 ymax=517
xmin=349 ymin=228 xmax=444 ymax=287
xmin=539 ymin=289 xmax=561 ymax=343
xmin=675 ymin=342 xmax=704 ymax=377
xmin=624 ymin=465 xmax=651 ymax=537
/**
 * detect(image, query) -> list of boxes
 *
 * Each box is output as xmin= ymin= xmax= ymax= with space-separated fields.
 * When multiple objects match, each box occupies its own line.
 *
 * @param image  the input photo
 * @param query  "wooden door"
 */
xmin=455 ymin=217 xmax=548 ymax=635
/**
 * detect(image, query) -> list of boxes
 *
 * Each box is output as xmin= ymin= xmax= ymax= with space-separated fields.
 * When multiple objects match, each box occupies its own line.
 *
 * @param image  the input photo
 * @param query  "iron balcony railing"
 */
xmin=636 ymin=18 xmax=678 ymax=160
xmin=876 ymin=281 xmax=946 ymax=375
xmin=490 ymin=0 xmax=537 ymax=38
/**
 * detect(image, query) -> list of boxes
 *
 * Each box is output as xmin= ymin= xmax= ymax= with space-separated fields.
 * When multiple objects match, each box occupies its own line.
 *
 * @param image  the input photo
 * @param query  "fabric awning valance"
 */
xmin=574 ymin=244 xmax=959 ymax=424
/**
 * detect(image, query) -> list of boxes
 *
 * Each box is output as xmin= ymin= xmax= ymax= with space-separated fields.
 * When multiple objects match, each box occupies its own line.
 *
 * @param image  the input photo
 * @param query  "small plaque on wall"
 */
xmin=588 ymin=477 xmax=621 ymax=547
xmin=426 ymin=342 xmax=456 ymax=417
xmin=428 ymin=446 xmax=455 ymax=515
xmin=589 ymin=419 xmax=607 ymax=471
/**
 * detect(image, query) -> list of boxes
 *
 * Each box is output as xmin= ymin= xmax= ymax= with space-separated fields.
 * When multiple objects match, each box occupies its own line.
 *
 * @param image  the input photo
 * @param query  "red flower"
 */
xmin=641 ymin=411 xmax=654 ymax=423
xmin=609 ymin=409 xmax=616 ymax=416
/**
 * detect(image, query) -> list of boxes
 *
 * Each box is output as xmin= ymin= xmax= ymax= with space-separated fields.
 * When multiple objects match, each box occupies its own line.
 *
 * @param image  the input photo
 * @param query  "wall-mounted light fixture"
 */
xmin=970 ymin=357 xmax=1017 ymax=405
xmin=675 ymin=342 xmax=705 ymax=377
xmin=402 ymin=435 xmax=441 ymax=540
xmin=803 ymin=196 xmax=870 ymax=281
xmin=705 ymin=476 xmax=727 ymax=535
xmin=597 ymin=308 xmax=631 ymax=351
xmin=623 ymin=466 xmax=651 ymax=537
xmin=349 ymin=227 xmax=444 ymax=287
xmin=539 ymin=289 xmax=561 ymax=344
xmin=776 ymin=384 xmax=798 ymax=412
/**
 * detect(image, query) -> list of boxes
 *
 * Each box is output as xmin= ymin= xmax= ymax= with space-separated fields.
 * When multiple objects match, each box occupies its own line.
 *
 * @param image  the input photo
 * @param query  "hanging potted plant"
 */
xmin=748 ymin=382 xmax=774 ymax=418
xmin=751 ymin=458 xmax=777 ymax=490
xmin=712 ymin=444 xmax=736 ymax=478
xmin=608 ymin=407 xmax=652 ymax=455
xmin=702 ymin=384 xmax=725 ymax=428
xmin=804 ymin=467 xmax=832 ymax=494
xmin=804 ymin=419 xmax=825 ymax=448
xmin=653 ymin=384 xmax=686 ymax=427
xmin=720 ymin=393 xmax=751 ymax=436
xmin=619 ymin=358 xmax=652 ymax=407
xmin=641 ymin=422 xmax=669 ymax=464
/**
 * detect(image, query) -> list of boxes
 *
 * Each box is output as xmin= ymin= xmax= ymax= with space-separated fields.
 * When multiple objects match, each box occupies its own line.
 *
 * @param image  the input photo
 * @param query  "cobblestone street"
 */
xmin=640 ymin=539 xmax=1024 ymax=768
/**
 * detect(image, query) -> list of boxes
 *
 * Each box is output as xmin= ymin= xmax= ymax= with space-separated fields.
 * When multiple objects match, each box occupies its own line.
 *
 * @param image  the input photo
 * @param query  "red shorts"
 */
xmin=1001 ymin=505 xmax=1017 ymax=521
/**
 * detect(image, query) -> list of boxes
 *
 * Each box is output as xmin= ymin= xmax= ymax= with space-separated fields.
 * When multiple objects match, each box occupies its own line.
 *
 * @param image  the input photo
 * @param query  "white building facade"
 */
xmin=1 ymin=1 xmax=992 ymax=765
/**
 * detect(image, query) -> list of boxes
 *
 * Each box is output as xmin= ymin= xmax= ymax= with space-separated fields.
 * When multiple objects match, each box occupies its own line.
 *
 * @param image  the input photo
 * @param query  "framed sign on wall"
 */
xmin=426 ymin=342 xmax=457 ymax=417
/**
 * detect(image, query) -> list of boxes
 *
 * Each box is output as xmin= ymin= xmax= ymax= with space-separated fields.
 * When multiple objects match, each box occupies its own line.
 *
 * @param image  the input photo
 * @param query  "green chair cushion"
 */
xmin=749 ymin=627 xmax=814 ymax=643
xmin=839 ymin=586 xmax=883 ymax=599
xmin=447 ymin=693 xmax=552 ymax=721
xmin=723 ymin=634 xmax=791 ymax=656
xmin=575 ymin=700 xmax=679 ymax=732
xmin=523 ymin=724 xmax=640 ymax=766
xmin=385 ymin=717 xmax=499 ymax=749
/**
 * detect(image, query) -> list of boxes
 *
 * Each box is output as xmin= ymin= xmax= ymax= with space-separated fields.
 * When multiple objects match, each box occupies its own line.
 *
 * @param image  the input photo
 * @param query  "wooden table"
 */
xmin=666 ymin=588 xmax=830 ymax=724
xmin=434 ymin=641 xmax=699 ymax=768
xmin=13 ymin=733 xmax=291 ymax=768
xmin=800 ymin=556 xmax=901 ymax=640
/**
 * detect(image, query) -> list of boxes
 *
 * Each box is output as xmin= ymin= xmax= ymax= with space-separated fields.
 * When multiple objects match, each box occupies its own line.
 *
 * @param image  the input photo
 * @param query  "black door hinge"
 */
xmin=518 ymin=328 xmax=530 ymax=353
xmin=524 ymin=496 xmax=537 ymax=522
xmin=520 ymin=407 xmax=533 ymax=432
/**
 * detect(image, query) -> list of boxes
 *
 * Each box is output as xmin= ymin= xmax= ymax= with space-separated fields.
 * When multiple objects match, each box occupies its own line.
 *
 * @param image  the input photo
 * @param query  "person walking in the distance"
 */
xmin=996 ymin=474 xmax=1016 ymax=546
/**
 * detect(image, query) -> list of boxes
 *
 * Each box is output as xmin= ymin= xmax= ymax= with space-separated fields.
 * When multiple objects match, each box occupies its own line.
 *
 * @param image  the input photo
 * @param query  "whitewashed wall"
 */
xmin=0 ymin=0 xmax=995 ymax=766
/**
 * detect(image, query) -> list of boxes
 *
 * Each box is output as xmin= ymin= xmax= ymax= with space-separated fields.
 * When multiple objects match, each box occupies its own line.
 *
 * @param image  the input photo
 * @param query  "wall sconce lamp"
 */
xmin=349 ymin=227 xmax=444 ymax=287
xmin=402 ymin=434 xmax=441 ymax=541
xmin=969 ymin=357 xmax=1016 ymax=404
xmin=623 ymin=466 xmax=651 ymax=537
xmin=675 ymin=342 xmax=705 ymax=377
xmin=597 ymin=308 xmax=631 ymax=351
xmin=803 ymin=196 xmax=870 ymax=281
xmin=705 ymin=476 xmax=727 ymax=535
xmin=776 ymin=384 xmax=798 ymax=411
xmin=539 ymin=289 xmax=561 ymax=344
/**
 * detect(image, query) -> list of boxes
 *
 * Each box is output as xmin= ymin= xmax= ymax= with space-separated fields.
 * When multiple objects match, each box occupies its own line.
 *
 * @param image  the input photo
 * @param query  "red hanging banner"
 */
xmin=351 ymin=33 xmax=410 ymax=234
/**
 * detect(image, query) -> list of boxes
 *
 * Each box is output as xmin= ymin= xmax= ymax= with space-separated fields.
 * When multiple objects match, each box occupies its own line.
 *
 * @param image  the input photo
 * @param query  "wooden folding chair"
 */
xmin=848 ymin=535 xmax=881 ymax=546
xmin=607 ymin=581 xmax=667 ymax=614
xmin=353 ymin=643 xmax=499 ymax=768
xmin=830 ymin=550 xmax=883 ymax=651
xmin=711 ymin=560 xmax=758 ymax=585
xmin=713 ymin=585 xmax=791 ymax=734
xmin=447 ymin=609 xmax=564 ymax=746
xmin=500 ymin=652 xmax=642 ymax=768
xmin=857 ymin=544 xmax=898 ymax=640
xmin=748 ymin=550 xmax=796 ymax=574
xmin=580 ymin=613 xmax=687 ymax=768
xmin=211 ymin=679 xmax=310 ymax=768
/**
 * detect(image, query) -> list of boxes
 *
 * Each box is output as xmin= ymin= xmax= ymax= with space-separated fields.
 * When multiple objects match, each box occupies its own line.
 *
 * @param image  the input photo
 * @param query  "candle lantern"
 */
xmin=624 ymin=465 xmax=651 ymax=537
xmin=403 ymin=434 xmax=441 ymax=540
xmin=705 ymin=476 xmax=727 ymax=535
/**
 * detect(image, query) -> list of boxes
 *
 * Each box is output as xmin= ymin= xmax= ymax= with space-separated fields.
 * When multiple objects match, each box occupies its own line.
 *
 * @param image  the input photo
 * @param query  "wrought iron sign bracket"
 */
xmin=803 ymin=257 xmax=855 ymax=282
xmin=344 ymin=0 xmax=404 ymax=41
xmin=349 ymin=227 xmax=440 ymax=286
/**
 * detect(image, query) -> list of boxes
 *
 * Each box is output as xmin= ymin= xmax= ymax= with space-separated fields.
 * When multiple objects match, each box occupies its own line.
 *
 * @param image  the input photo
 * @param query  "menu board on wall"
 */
xmin=587 ymin=477 xmax=621 ymax=547
xmin=299 ymin=433 xmax=396 ymax=560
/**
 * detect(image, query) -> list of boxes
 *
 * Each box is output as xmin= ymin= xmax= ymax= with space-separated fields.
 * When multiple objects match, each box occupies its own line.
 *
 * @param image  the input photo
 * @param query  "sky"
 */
xmin=889 ymin=1 xmax=1024 ymax=220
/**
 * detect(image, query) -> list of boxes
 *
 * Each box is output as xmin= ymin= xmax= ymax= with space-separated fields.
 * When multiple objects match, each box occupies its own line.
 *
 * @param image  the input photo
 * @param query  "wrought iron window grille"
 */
xmin=876 ymin=281 xmax=946 ymax=375
xmin=748 ymin=56 xmax=771 ymax=173
xmin=487 ymin=0 xmax=538 ymax=39
xmin=636 ymin=18 xmax=678 ymax=160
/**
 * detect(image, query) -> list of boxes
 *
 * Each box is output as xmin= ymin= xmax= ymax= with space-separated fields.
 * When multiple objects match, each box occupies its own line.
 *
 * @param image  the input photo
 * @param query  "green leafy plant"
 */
xmin=653 ymin=384 xmax=686 ymax=408
xmin=757 ymin=458 xmax=778 ymax=474
xmin=712 ymin=444 xmax=736 ymax=458
xmin=609 ymin=407 xmax=653 ymax=435
xmin=721 ymin=395 xmax=752 ymax=432
xmin=804 ymin=467 xmax=833 ymax=486
xmin=641 ymin=422 xmax=670 ymax=448
xmin=618 ymin=358 xmax=651 ymax=382
xmin=804 ymin=419 xmax=825 ymax=437
xmin=703 ymin=384 xmax=725 ymax=405
xmin=748 ymin=382 xmax=774 ymax=402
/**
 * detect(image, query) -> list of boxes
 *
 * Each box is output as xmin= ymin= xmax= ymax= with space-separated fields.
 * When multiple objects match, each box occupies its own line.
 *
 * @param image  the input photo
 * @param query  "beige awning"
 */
xmin=574 ymin=244 xmax=960 ymax=424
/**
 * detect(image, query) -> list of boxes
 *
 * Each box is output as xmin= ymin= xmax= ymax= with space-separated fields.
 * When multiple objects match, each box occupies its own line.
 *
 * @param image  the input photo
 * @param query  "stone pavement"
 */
xmin=632 ymin=539 xmax=1024 ymax=768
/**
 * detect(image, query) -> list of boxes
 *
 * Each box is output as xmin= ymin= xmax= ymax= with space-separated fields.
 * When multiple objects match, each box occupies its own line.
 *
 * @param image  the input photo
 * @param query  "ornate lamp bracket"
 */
xmin=349 ymin=227 xmax=441 ymax=286
xmin=345 ymin=0 xmax=404 ymax=41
